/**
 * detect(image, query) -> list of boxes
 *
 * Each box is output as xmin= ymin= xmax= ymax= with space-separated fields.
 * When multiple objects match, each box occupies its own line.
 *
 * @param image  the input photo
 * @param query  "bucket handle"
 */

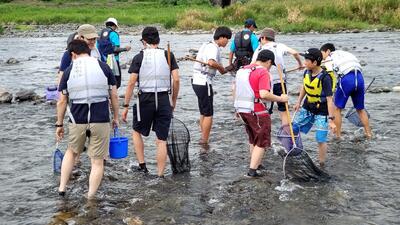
xmin=114 ymin=127 xmax=120 ymax=138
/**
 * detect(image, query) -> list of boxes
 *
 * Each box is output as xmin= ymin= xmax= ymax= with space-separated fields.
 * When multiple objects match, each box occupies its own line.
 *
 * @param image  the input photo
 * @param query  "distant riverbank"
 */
xmin=0 ymin=0 xmax=399 ymax=34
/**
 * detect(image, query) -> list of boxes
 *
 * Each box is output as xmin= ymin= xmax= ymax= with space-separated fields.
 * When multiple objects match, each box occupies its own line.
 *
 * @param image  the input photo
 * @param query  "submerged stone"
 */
xmin=0 ymin=88 xmax=13 ymax=103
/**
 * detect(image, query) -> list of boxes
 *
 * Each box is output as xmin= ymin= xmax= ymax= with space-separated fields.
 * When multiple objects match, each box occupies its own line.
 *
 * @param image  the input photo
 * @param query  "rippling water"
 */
xmin=0 ymin=32 xmax=399 ymax=225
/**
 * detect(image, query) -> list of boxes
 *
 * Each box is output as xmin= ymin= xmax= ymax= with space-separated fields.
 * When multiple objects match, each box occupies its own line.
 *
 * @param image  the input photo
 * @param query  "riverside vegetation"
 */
xmin=0 ymin=0 xmax=399 ymax=34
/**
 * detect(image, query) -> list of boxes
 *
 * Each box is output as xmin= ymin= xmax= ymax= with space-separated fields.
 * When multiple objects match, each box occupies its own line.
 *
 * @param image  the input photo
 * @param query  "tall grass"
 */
xmin=0 ymin=0 xmax=399 ymax=32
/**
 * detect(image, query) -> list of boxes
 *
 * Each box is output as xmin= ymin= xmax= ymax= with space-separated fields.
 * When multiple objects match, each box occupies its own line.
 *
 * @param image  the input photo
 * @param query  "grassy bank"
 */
xmin=0 ymin=0 xmax=399 ymax=33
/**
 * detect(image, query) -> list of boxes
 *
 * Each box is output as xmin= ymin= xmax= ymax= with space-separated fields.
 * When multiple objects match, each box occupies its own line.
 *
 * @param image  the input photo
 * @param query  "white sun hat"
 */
xmin=105 ymin=17 xmax=119 ymax=27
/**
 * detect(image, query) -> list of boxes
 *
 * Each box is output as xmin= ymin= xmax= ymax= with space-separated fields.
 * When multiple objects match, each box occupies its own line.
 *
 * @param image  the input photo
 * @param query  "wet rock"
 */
xmin=342 ymin=47 xmax=349 ymax=51
xmin=123 ymin=217 xmax=144 ymax=225
xmin=370 ymin=48 xmax=375 ymax=52
xmin=363 ymin=47 xmax=369 ymax=49
xmin=6 ymin=58 xmax=20 ymax=64
xmin=28 ymin=55 xmax=38 ymax=61
xmin=368 ymin=87 xmax=391 ymax=93
xmin=359 ymin=60 xmax=367 ymax=66
xmin=14 ymin=89 xmax=39 ymax=102
xmin=352 ymin=29 xmax=360 ymax=33
xmin=0 ymin=88 xmax=13 ymax=103
xmin=392 ymin=86 xmax=400 ymax=92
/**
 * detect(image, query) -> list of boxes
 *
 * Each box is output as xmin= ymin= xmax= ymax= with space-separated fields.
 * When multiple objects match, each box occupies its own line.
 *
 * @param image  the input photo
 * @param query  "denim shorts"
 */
xmin=292 ymin=107 xmax=329 ymax=143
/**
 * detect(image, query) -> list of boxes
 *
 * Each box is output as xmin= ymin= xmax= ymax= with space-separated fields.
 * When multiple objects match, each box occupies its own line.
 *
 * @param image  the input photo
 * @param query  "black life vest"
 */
xmin=234 ymin=30 xmax=254 ymax=58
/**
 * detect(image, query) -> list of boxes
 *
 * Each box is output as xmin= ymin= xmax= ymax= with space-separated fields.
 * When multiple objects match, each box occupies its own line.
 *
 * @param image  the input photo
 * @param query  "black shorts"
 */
xmin=132 ymin=92 xmax=172 ymax=141
xmin=192 ymin=83 xmax=213 ymax=116
xmin=269 ymin=83 xmax=287 ymax=112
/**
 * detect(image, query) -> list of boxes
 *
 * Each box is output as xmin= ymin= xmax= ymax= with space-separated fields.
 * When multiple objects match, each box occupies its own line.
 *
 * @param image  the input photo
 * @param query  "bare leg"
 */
xmin=249 ymin=146 xmax=265 ymax=169
xmin=249 ymin=144 xmax=254 ymax=158
xmin=87 ymin=158 xmax=104 ymax=199
xmin=199 ymin=115 xmax=204 ymax=133
xmin=156 ymin=138 xmax=168 ymax=176
xmin=334 ymin=108 xmax=343 ymax=138
xmin=318 ymin=142 xmax=328 ymax=166
xmin=278 ymin=111 xmax=289 ymax=126
xmin=200 ymin=116 xmax=213 ymax=144
xmin=357 ymin=109 xmax=372 ymax=139
xmin=74 ymin=153 xmax=81 ymax=166
xmin=58 ymin=148 xmax=77 ymax=192
xmin=132 ymin=130 xmax=145 ymax=164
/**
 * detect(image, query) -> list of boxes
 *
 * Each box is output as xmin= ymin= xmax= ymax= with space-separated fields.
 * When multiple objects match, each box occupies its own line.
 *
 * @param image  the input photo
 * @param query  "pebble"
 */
xmin=392 ymin=86 xmax=400 ymax=92
xmin=6 ymin=58 xmax=20 ymax=64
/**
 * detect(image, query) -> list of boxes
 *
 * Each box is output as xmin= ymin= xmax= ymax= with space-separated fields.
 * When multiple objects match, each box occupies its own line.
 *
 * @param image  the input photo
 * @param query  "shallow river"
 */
xmin=0 ymin=32 xmax=399 ymax=225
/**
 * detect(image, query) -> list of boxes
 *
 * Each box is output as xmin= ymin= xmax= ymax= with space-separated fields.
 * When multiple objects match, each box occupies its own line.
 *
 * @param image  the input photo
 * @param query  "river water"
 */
xmin=0 ymin=32 xmax=399 ymax=225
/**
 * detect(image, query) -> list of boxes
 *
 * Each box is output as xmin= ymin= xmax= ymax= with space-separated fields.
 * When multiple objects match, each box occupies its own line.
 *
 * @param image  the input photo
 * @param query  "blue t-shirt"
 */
xmin=109 ymin=30 xmax=121 ymax=61
xmin=58 ymin=59 xmax=117 ymax=124
xmin=59 ymin=51 xmax=72 ymax=72
xmin=230 ymin=28 xmax=259 ymax=52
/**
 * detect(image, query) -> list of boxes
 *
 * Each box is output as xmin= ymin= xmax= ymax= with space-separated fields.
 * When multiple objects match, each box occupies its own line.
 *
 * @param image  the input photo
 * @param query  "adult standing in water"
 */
xmin=192 ymin=26 xmax=232 ymax=145
xmin=251 ymin=28 xmax=303 ymax=126
xmin=320 ymin=43 xmax=372 ymax=139
xmin=56 ymin=40 xmax=119 ymax=198
xmin=58 ymin=24 xmax=101 ymax=83
xmin=293 ymin=48 xmax=336 ymax=167
xmin=98 ymin=17 xmax=132 ymax=88
xmin=234 ymin=49 xmax=288 ymax=177
xmin=122 ymin=27 xmax=180 ymax=177
xmin=228 ymin=19 xmax=259 ymax=71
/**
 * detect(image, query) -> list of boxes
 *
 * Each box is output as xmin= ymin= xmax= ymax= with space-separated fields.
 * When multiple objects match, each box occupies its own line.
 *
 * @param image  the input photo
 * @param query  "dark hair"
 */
xmin=213 ymin=26 xmax=232 ymax=40
xmin=320 ymin=43 xmax=335 ymax=52
xmin=142 ymin=26 xmax=160 ymax=45
xmin=67 ymin=39 xmax=91 ymax=55
xmin=106 ymin=22 xmax=116 ymax=27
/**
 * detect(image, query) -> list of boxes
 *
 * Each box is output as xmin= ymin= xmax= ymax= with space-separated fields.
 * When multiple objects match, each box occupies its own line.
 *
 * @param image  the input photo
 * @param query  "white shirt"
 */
xmin=193 ymin=41 xmax=221 ymax=85
xmin=252 ymin=42 xmax=290 ymax=84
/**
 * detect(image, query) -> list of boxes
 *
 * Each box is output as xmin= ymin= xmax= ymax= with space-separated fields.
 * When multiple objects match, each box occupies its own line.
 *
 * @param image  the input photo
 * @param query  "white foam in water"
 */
xmin=279 ymin=193 xmax=290 ymax=202
xmin=275 ymin=179 xmax=304 ymax=192
xmin=208 ymin=198 xmax=219 ymax=204
xmin=129 ymin=198 xmax=142 ymax=205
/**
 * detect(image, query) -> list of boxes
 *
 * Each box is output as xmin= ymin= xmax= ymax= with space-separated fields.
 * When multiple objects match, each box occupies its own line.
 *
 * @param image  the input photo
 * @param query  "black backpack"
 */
xmin=97 ymin=27 xmax=117 ymax=62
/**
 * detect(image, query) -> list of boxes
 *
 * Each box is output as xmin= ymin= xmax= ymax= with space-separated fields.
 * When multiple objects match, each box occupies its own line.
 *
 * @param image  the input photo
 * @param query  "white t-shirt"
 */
xmin=193 ymin=41 xmax=221 ymax=85
xmin=252 ymin=42 xmax=290 ymax=84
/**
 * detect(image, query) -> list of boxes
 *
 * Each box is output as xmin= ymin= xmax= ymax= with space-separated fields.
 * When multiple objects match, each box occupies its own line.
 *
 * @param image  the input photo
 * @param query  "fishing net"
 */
xmin=276 ymin=124 xmax=330 ymax=182
xmin=53 ymin=144 xmax=64 ymax=174
xmin=167 ymin=118 xmax=191 ymax=174
xmin=345 ymin=107 xmax=370 ymax=127
xmin=276 ymin=124 xmax=303 ymax=156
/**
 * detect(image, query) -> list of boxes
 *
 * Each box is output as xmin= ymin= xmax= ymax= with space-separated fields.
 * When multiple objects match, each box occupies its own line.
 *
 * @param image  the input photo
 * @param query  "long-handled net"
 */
xmin=345 ymin=77 xmax=375 ymax=127
xmin=276 ymin=65 xmax=330 ymax=182
xmin=166 ymin=117 xmax=191 ymax=174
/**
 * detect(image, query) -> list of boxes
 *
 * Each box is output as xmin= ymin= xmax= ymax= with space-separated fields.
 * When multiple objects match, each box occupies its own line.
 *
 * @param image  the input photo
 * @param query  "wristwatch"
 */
xmin=123 ymin=104 xmax=129 ymax=108
xmin=55 ymin=124 xmax=63 ymax=127
xmin=328 ymin=116 xmax=335 ymax=121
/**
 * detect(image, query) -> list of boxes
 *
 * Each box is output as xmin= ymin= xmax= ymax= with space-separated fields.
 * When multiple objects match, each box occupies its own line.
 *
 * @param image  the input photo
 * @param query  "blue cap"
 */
xmin=245 ymin=18 xmax=257 ymax=29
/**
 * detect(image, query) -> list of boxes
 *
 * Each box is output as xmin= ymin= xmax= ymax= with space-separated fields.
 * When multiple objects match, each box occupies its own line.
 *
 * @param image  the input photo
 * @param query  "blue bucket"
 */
xmin=109 ymin=128 xmax=128 ymax=159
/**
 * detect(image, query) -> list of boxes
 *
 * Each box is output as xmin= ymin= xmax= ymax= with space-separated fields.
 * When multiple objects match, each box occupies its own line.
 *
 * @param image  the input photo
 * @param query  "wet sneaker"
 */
xmin=246 ymin=169 xmax=261 ymax=178
xmin=257 ymin=164 xmax=266 ymax=171
xmin=58 ymin=191 xmax=66 ymax=197
xmin=131 ymin=163 xmax=149 ymax=173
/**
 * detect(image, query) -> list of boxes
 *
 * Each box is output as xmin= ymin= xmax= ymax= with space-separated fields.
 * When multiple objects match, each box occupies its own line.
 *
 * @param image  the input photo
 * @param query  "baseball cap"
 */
xmin=256 ymin=49 xmax=275 ymax=65
xmin=244 ymin=18 xmax=257 ymax=29
xmin=105 ymin=17 xmax=119 ymax=27
xmin=300 ymin=48 xmax=323 ymax=63
xmin=259 ymin=28 xmax=275 ymax=41
xmin=141 ymin=26 xmax=160 ymax=44
xmin=77 ymin=24 xmax=98 ymax=39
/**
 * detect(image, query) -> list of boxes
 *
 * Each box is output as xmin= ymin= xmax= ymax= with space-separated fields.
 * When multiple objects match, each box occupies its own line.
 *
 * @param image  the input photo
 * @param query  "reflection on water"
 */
xmin=0 ymin=32 xmax=399 ymax=225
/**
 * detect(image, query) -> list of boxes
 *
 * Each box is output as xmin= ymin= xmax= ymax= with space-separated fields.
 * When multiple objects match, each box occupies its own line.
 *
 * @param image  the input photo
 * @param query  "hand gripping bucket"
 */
xmin=109 ymin=128 xmax=128 ymax=159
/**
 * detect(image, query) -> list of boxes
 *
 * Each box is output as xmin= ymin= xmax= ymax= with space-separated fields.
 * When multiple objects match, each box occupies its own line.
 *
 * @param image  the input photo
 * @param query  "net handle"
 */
xmin=277 ymin=64 xmax=296 ymax=146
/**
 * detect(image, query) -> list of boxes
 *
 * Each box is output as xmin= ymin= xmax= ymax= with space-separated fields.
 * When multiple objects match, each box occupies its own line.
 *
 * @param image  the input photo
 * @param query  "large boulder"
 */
xmin=14 ymin=89 xmax=39 ymax=102
xmin=0 ymin=88 xmax=13 ymax=103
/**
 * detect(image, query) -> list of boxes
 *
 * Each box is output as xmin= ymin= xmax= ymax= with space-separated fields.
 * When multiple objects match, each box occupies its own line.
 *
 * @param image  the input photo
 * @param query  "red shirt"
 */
xmin=243 ymin=64 xmax=271 ymax=113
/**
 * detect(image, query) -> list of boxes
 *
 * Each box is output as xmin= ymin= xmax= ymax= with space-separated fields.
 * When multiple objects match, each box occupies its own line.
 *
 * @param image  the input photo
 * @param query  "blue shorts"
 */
xmin=293 ymin=108 xmax=329 ymax=143
xmin=334 ymin=70 xmax=365 ymax=110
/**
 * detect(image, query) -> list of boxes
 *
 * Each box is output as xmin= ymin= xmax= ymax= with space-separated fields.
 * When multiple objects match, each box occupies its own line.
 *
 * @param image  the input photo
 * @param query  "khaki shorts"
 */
xmin=68 ymin=123 xmax=110 ymax=159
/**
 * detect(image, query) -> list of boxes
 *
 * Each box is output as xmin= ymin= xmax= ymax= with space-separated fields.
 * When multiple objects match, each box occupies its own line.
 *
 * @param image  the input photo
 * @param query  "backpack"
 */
xmin=97 ymin=27 xmax=117 ymax=62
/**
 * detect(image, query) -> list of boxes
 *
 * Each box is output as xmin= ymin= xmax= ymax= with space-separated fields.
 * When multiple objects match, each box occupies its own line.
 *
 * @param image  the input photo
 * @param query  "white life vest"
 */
xmin=138 ymin=48 xmax=171 ymax=93
xmin=192 ymin=42 xmax=220 ymax=85
xmin=331 ymin=50 xmax=362 ymax=75
xmin=67 ymin=56 xmax=109 ymax=104
xmin=234 ymin=66 xmax=264 ymax=113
